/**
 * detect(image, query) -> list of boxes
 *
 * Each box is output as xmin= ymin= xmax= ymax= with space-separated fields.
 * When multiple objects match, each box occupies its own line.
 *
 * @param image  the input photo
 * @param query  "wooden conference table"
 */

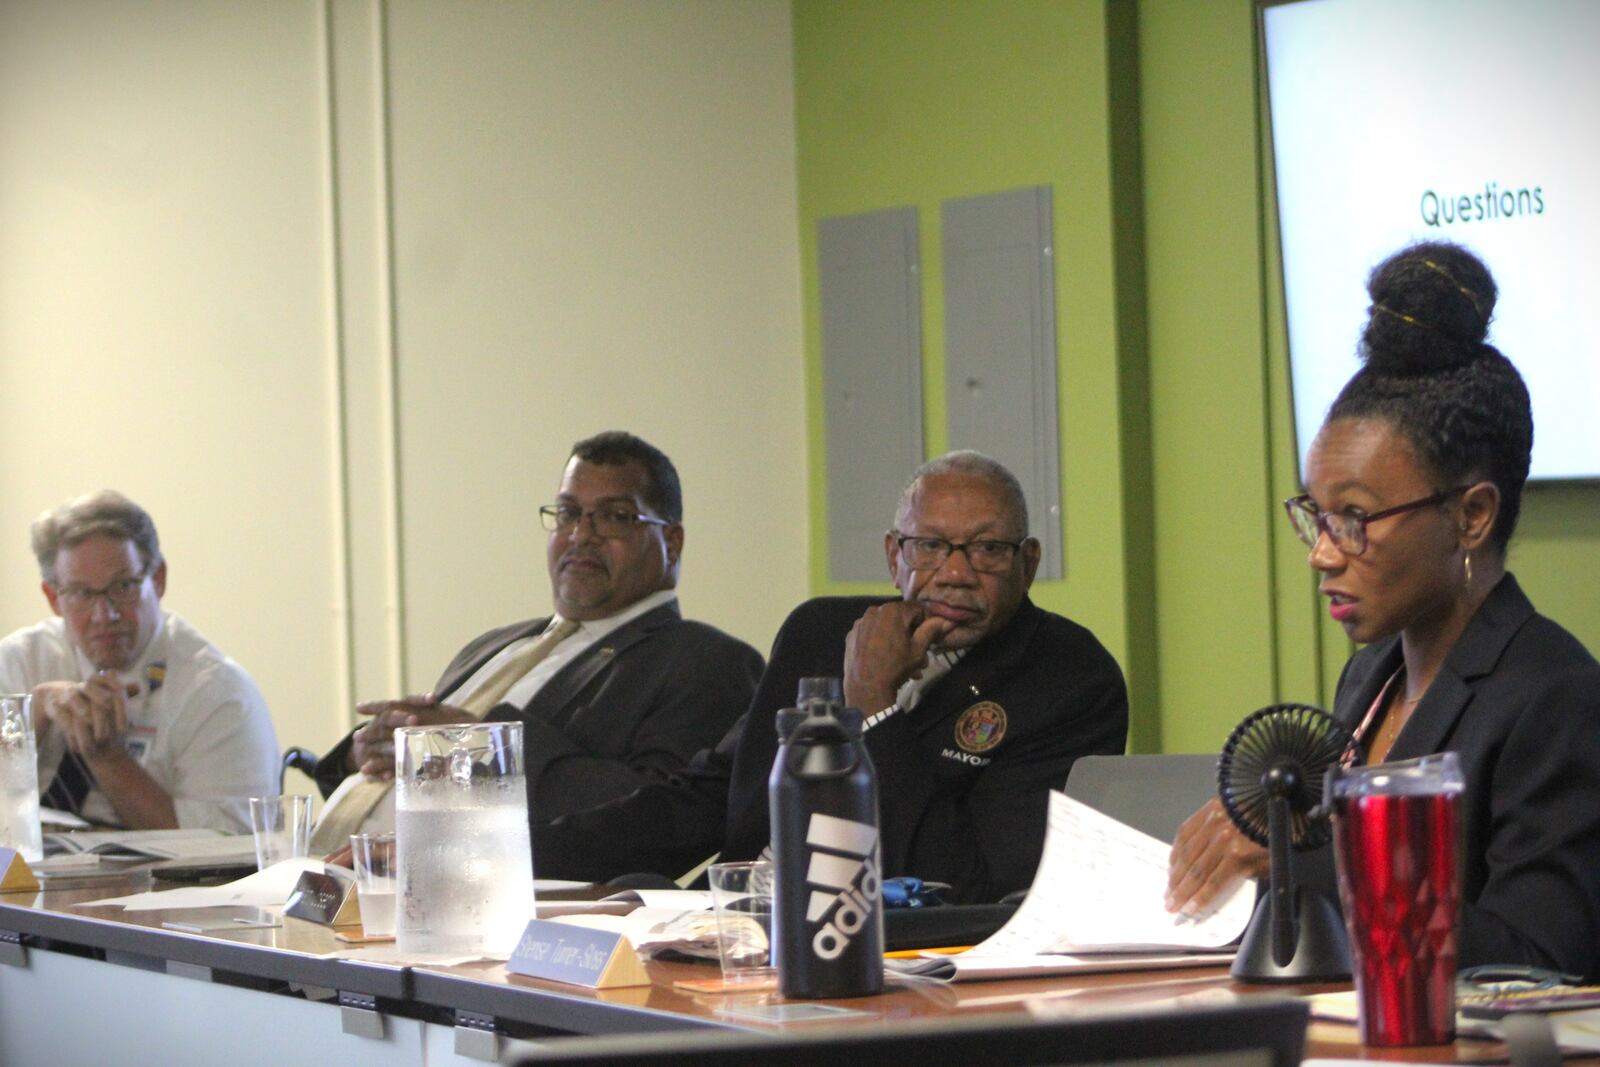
xmin=0 ymin=873 xmax=1557 ymax=1065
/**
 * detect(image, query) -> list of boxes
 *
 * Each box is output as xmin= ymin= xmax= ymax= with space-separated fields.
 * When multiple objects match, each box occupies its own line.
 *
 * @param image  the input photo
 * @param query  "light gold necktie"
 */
xmin=456 ymin=617 xmax=580 ymax=717
xmin=310 ymin=618 xmax=580 ymax=853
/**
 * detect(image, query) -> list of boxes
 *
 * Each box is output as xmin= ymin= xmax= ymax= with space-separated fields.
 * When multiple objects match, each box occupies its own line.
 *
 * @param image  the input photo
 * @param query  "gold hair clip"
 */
xmin=1421 ymin=258 xmax=1488 ymax=320
xmin=1373 ymin=303 xmax=1426 ymax=328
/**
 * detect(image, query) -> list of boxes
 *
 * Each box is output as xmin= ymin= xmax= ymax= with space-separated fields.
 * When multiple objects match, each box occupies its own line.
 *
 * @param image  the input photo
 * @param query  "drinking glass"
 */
xmin=708 ymin=859 xmax=776 ymax=987
xmin=349 ymin=830 xmax=397 ymax=938
xmin=249 ymin=794 xmax=312 ymax=871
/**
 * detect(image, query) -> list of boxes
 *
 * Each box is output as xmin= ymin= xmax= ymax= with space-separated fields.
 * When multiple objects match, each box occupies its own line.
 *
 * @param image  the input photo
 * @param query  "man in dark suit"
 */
xmin=309 ymin=431 xmax=763 ymax=848
xmin=534 ymin=451 xmax=1129 ymax=902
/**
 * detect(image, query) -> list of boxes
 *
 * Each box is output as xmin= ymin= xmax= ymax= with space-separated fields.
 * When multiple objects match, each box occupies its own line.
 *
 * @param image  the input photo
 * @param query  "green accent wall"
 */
xmin=795 ymin=0 xmax=1159 ymax=751
xmin=794 ymin=0 xmax=1600 ymax=756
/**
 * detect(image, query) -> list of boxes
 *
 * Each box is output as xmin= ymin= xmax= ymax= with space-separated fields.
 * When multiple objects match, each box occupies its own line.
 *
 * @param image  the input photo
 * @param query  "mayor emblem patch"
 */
xmin=954 ymin=701 xmax=1007 ymax=754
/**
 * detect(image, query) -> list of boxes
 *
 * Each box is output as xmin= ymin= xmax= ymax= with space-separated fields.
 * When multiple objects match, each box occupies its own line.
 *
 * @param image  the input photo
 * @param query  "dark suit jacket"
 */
xmin=1313 ymin=574 xmax=1600 ymax=976
xmin=314 ymin=602 xmax=764 ymax=821
xmin=536 ymin=595 xmax=1129 ymax=902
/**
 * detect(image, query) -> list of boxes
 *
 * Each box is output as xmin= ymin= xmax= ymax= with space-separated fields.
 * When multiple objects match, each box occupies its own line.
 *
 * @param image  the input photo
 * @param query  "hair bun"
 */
xmin=1359 ymin=240 xmax=1497 ymax=375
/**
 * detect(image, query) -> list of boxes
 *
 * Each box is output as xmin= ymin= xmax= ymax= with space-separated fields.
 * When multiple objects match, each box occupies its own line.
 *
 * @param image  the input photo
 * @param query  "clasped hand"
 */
xmin=34 ymin=674 xmax=139 ymax=762
xmin=843 ymin=601 xmax=955 ymax=713
xmin=349 ymin=694 xmax=472 ymax=778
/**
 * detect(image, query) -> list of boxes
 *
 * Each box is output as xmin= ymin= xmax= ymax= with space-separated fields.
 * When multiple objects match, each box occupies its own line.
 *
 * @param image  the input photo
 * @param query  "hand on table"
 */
xmin=1165 ymin=797 xmax=1269 ymax=917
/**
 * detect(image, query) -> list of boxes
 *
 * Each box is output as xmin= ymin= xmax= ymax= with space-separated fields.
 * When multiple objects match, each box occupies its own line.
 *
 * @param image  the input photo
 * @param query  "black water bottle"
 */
xmin=769 ymin=680 xmax=883 ymax=998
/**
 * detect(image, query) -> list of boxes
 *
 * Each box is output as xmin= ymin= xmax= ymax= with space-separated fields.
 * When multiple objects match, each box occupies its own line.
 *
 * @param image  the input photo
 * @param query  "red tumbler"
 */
xmin=1330 ymin=753 xmax=1464 ymax=1047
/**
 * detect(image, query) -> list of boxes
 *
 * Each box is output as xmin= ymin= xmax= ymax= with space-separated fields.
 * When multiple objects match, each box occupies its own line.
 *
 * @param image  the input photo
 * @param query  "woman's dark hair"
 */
xmin=1326 ymin=240 xmax=1532 ymax=551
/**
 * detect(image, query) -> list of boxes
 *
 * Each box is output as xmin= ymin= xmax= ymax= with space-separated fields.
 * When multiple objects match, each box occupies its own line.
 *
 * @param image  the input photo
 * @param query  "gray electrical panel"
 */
xmin=941 ymin=186 xmax=1063 ymax=579
xmin=818 ymin=207 xmax=924 ymax=582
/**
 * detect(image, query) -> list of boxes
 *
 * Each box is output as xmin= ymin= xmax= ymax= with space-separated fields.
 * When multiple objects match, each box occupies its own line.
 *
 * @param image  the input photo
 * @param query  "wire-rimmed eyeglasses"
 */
xmin=539 ymin=503 xmax=670 ymax=539
xmin=1283 ymin=487 xmax=1468 ymax=556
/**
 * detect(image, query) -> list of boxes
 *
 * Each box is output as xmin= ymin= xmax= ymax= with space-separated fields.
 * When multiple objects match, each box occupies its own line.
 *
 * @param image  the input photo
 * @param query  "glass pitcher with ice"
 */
xmin=394 ymin=722 xmax=535 ymax=956
xmin=1 ymin=694 xmax=43 ymax=863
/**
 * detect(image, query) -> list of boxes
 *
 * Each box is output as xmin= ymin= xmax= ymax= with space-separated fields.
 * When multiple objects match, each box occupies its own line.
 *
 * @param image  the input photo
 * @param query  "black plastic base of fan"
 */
xmin=1230 ymin=886 xmax=1351 ymax=984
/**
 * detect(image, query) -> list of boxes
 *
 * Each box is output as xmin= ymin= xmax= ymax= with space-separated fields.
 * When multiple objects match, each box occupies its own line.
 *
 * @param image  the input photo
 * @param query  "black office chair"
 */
xmin=280 ymin=746 xmax=319 ymax=793
xmin=515 ymin=998 xmax=1308 ymax=1066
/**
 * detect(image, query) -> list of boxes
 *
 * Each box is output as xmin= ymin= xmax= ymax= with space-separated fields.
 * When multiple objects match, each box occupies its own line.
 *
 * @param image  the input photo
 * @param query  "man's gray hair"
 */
xmin=31 ymin=490 xmax=163 ymax=585
xmin=895 ymin=451 xmax=1029 ymax=536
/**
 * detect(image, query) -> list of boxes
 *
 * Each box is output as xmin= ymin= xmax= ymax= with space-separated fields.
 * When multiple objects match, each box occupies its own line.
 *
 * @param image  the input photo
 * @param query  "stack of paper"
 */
xmin=45 ymin=828 xmax=255 ymax=864
xmin=84 ymin=857 xmax=325 ymax=910
xmin=895 ymin=792 xmax=1255 ymax=982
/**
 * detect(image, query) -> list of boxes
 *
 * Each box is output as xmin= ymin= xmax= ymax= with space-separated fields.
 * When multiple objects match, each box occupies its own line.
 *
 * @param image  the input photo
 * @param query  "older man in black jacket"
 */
xmin=535 ymin=451 xmax=1128 ymax=902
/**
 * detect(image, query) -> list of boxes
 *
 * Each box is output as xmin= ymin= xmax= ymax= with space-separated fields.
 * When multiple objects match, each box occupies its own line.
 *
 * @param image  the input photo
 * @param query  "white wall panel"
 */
xmin=0 ymin=0 xmax=805 ymax=759
xmin=0 ymin=0 xmax=344 ymax=754
xmin=382 ymin=0 xmax=805 ymax=683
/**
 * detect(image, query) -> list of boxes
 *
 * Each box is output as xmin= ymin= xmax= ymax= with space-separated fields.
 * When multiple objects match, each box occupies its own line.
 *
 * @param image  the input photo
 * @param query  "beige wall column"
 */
xmin=0 ymin=0 xmax=807 ymax=757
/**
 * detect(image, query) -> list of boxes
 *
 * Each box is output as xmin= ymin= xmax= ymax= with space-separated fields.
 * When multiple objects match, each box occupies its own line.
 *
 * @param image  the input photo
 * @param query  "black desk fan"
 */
xmin=1217 ymin=703 xmax=1358 ymax=983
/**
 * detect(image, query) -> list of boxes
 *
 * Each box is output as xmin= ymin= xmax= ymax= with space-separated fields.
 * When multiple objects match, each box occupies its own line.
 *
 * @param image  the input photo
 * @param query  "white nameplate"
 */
xmin=507 ymin=919 xmax=650 ymax=989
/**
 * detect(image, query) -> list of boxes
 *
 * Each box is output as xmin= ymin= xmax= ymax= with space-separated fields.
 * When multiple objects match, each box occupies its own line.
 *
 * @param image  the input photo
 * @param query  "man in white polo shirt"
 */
xmin=310 ymin=431 xmax=763 ymax=849
xmin=0 ymin=490 xmax=278 ymax=832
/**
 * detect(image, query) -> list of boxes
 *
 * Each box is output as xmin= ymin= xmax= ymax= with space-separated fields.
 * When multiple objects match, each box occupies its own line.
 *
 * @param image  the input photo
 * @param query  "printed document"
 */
xmin=970 ymin=791 xmax=1255 ymax=957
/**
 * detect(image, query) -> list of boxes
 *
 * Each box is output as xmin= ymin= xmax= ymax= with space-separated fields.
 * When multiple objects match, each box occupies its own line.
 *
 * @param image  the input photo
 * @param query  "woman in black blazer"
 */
xmin=1165 ymin=241 xmax=1600 ymax=976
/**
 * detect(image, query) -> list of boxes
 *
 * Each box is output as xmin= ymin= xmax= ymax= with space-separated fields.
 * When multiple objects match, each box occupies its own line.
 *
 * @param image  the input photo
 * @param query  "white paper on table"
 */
xmin=532 ymin=879 xmax=591 ymax=891
xmin=82 ymin=857 xmax=325 ymax=911
xmin=32 ymin=853 xmax=117 ymax=873
xmin=550 ymin=906 xmax=707 ymax=950
xmin=1544 ymin=1009 xmax=1600 ymax=1053
xmin=1305 ymin=990 xmax=1510 ymax=1042
xmin=971 ymin=791 xmax=1255 ymax=957
xmin=40 ymin=806 xmax=92 ymax=830
xmin=44 ymin=828 xmax=253 ymax=862
xmin=535 ymin=899 xmax=636 ymax=917
xmin=950 ymin=952 xmax=1237 ymax=981
xmin=324 ymin=944 xmax=489 ymax=966
xmin=600 ymin=888 xmax=713 ymax=910
xmin=530 ymin=889 xmax=712 ymax=920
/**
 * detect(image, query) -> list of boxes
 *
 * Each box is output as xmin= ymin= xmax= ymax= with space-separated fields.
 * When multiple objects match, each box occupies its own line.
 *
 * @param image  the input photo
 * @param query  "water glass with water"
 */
xmin=350 ymin=830 xmax=397 ymax=938
xmin=394 ymin=722 xmax=535 ymax=957
xmin=0 ymin=694 xmax=43 ymax=863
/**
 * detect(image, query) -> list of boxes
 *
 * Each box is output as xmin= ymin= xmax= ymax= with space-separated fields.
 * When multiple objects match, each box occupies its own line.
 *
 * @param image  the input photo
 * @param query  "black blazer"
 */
xmin=536 ymin=595 xmax=1129 ymax=902
xmin=1323 ymin=573 xmax=1600 ymax=976
xmin=315 ymin=602 xmax=764 ymax=821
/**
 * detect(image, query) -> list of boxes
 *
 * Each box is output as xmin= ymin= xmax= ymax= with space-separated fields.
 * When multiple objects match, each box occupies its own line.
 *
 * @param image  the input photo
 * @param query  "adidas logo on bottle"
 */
xmin=803 ymin=811 xmax=880 ymax=960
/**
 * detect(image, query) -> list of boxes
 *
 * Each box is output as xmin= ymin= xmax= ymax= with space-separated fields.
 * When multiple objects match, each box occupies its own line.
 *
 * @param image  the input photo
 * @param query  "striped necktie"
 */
xmin=41 ymin=751 xmax=95 ymax=816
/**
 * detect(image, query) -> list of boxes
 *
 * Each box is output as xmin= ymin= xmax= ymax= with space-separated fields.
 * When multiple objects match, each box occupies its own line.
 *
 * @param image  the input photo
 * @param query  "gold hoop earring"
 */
xmin=1463 ymin=552 xmax=1473 ymax=592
